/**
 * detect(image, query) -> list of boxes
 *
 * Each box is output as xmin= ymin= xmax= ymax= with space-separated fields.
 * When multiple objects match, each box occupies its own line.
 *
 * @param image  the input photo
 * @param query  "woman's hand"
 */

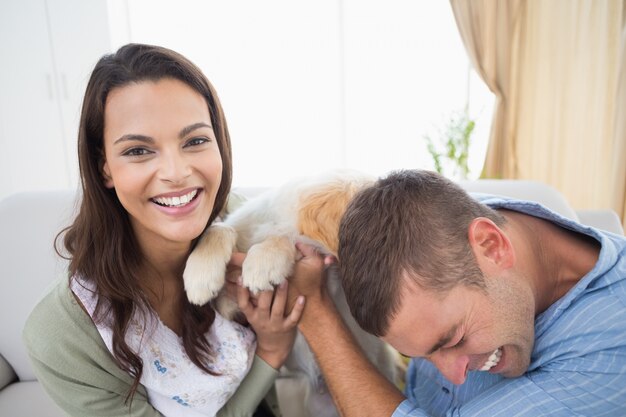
xmin=237 ymin=278 xmax=305 ymax=369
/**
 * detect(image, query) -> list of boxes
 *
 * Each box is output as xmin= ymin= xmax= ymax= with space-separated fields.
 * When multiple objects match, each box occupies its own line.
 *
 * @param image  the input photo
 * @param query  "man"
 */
xmin=290 ymin=169 xmax=626 ymax=416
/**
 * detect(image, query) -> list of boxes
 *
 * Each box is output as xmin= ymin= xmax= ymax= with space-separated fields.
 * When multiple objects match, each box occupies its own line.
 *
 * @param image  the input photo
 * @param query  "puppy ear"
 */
xmin=102 ymin=160 xmax=114 ymax=189
xmin=297 ymin=181 xmax=365 ymax=256
xmin=468 ymin=217 xmax=515 ymax=272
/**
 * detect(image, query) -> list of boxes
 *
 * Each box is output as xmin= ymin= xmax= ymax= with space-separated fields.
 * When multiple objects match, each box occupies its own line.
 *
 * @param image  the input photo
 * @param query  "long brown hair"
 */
xmin=57 ymin=43 xmax=233 ymax=401
xmin=339 ymin=170 xmax=506 ymax=337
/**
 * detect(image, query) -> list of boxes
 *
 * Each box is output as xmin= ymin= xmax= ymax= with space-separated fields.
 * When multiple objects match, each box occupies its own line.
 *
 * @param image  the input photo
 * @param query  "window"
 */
xmin=108 ymin=0 xmax=494 ymax=187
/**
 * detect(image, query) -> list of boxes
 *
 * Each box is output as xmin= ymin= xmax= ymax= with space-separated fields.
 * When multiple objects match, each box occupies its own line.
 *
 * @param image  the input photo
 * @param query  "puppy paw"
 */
xmin=242 ymin=236 xmax=296 ymax=293
xmin=184 ymin=253 xmax=226 ymax=305
xmin=183 ymin=224 xmax=237 ymax=305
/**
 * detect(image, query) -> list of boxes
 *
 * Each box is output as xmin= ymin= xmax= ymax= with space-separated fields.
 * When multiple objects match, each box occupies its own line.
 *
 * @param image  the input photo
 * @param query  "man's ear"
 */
xmin=467 ymin=218 xmax=515 ymax=271
xmin=102 ymin=160 xmax=114 ymax=189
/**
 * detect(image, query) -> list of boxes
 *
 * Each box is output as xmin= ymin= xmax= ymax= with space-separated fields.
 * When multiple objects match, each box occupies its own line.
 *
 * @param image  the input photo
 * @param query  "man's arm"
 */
xmin=300 ymin=295 xmax=405 ymax=417
xmin=291 ymin=244 xmax=405 ymax=417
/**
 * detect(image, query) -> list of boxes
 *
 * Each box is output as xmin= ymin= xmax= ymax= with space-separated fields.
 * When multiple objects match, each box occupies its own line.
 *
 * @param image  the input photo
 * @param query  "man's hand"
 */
xmin=294 ymin=243 xmax=336 ymax=294
xmin=287 ymin=242 xmax=336 ymax=325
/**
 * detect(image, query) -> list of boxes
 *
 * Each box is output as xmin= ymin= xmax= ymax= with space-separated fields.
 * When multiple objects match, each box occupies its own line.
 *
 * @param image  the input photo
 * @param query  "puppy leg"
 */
xmin=183 ymin=224 xmax=238 ymax=305
xmin=213 ymin=293 xmax=241 ymax=320
xmin=242 ymin=236 xmax=296 ymax=293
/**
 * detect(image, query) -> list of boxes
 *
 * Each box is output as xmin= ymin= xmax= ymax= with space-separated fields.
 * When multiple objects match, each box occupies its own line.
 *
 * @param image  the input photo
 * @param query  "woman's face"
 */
xmin=102 ymin=78 xmax=222 ymax=254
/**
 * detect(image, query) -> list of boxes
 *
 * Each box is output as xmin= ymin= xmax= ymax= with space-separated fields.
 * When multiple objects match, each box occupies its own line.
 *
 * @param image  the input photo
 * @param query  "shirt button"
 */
xmin=442 ymin=387 xmax=450 ymax=394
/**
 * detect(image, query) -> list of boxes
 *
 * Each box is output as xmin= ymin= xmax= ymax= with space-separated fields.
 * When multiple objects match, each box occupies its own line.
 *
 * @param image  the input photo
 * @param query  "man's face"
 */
xmin=382 ymin=272 xmax=536 ymax=385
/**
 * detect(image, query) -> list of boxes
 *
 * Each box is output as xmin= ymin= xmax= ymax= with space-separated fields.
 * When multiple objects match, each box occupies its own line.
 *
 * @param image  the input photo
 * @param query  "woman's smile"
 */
xmin=151 ymin=188 xmax=203 ymax=216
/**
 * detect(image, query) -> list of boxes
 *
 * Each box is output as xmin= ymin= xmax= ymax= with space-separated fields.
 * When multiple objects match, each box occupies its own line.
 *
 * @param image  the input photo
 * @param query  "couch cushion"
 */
xmin=458 ymin=179 xmax=579 ymax=221
xmin=0 ymin=354 xmax=16 ymax=390
xmin=0 ymin=381 xmax=65 ymax=417
xmin=0 ymin=191 xmax=76 ymax=381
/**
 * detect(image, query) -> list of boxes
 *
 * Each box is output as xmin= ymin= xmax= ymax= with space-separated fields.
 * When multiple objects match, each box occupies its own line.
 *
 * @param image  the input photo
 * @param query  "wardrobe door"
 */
xmin=0 ymin=0 xmax=68 ymax=198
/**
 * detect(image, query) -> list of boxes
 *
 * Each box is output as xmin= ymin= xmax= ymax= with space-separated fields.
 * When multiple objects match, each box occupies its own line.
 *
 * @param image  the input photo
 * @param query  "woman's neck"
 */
xmin=137 ymin=241 xmax=192 ymax=336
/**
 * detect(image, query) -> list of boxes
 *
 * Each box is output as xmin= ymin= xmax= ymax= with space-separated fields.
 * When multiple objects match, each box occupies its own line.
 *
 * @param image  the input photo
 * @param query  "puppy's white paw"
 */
xmin=184 ymin=251 xmax=227 ymax=305
xmin=242 ymin=236 xmax=296 ymax=293
xmin=183 ymin=224 xmax=237 ymax=305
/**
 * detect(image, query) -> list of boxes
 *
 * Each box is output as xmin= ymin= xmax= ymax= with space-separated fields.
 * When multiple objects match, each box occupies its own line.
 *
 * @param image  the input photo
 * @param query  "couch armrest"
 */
xmin=457 ymin=179 xmax=579 ymax=221
xmin=0 ymin=353 xmax=17 ymax=390
xmin=575 ymin=209 xmax=624 ymax=236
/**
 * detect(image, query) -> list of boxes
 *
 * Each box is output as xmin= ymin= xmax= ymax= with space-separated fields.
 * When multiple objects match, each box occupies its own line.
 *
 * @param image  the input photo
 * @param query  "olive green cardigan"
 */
xmin=23 ymin=277 xmax=281 ymax=417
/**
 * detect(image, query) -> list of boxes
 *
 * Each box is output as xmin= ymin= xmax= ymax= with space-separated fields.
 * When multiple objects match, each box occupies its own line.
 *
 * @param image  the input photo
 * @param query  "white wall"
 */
xmin=0 ymin=0 xmax=112 ymax=200
xmin=0 ymin=0 xmax=493 ymax=200
xmin=112 ymin=0 xmax=494 ymax=188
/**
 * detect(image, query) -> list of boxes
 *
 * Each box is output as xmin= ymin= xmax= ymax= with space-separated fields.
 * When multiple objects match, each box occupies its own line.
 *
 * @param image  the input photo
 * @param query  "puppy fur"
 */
xmin=183 ymin=170 xmax=398 ymax=417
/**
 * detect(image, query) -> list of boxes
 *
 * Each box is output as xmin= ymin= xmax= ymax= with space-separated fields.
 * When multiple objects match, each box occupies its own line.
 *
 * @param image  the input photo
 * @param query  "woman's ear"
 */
xmin=468 ymin=217 xmax=515 ymax=272
xmin=102 ymin=160 xmax=114 ymax=189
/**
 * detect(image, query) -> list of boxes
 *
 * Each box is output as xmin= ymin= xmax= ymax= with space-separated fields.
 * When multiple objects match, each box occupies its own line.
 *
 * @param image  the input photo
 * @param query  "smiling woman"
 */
xmin=22 ymin=43 xmax=303 ymax=417
xmin=102 ymin=79 xmax=223 ymax=249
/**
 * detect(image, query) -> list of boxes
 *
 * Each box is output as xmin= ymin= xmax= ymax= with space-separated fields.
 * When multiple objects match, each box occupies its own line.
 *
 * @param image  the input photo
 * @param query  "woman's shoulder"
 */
xmin=22 ymin=278 xmax=155 ymax=413
xmin=23 ymin=277 xmax=102 ymax=361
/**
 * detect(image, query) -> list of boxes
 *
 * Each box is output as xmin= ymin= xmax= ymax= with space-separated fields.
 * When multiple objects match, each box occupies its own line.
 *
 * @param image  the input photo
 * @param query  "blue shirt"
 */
xmin=393 ymin=197 xmax=626 ymax=417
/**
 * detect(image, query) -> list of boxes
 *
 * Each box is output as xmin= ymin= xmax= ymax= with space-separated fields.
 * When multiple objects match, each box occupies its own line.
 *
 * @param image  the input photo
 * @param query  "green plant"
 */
xmin=424 ymin=111 xmax=475 ymax=180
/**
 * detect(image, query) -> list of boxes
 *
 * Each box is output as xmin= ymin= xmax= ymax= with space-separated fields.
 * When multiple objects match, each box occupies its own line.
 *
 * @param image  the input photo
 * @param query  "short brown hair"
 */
xmin=338 ymin=170 xmax=505 ymax=337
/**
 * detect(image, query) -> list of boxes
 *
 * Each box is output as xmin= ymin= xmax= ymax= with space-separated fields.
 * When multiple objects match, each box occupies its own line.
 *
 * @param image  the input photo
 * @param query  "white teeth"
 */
xmin=479 ymin=347 xmax=502 ymax=371
xmin=153 ymin=190 xmax=197 ymax=207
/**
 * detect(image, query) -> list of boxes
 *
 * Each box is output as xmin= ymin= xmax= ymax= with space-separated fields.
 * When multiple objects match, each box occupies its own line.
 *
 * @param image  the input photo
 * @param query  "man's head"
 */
xmin=339 ymin=170 xmax=536 ymax=383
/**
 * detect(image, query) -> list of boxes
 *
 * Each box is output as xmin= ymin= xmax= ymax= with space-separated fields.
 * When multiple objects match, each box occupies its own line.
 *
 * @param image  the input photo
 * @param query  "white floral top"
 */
xmin=71 ymin=277 xmax=256 ymax=417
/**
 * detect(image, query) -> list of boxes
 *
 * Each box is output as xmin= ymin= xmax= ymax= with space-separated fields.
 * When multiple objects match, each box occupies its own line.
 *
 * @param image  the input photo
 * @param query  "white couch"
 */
xmin=0 ymin=181 xmax=623 ymax=417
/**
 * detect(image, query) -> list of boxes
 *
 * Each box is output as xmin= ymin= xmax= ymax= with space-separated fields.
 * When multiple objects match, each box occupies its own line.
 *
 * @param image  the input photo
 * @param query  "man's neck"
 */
xmin=501 ymin=210 xmax=600 ymax=314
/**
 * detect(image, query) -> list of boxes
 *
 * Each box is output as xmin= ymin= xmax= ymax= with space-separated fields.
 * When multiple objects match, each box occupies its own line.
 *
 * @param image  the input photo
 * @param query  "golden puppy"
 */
xmin=183 ymin=170 xmax=397 ymax=417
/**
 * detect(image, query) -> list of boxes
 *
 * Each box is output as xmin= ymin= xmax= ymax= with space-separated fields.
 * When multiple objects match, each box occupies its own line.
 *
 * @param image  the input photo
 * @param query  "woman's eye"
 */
xmin=185 ymin=137 xmax=210 ymax=147
xmin=122 ymin=147 xmax=151 ymax=157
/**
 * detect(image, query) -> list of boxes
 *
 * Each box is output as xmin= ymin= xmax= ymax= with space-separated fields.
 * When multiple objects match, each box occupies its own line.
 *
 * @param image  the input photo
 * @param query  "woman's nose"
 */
xmin=158 ymin=150 xmax=192 ymax=184
xmin=429 ymin=351 xmax=470 ymax=385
